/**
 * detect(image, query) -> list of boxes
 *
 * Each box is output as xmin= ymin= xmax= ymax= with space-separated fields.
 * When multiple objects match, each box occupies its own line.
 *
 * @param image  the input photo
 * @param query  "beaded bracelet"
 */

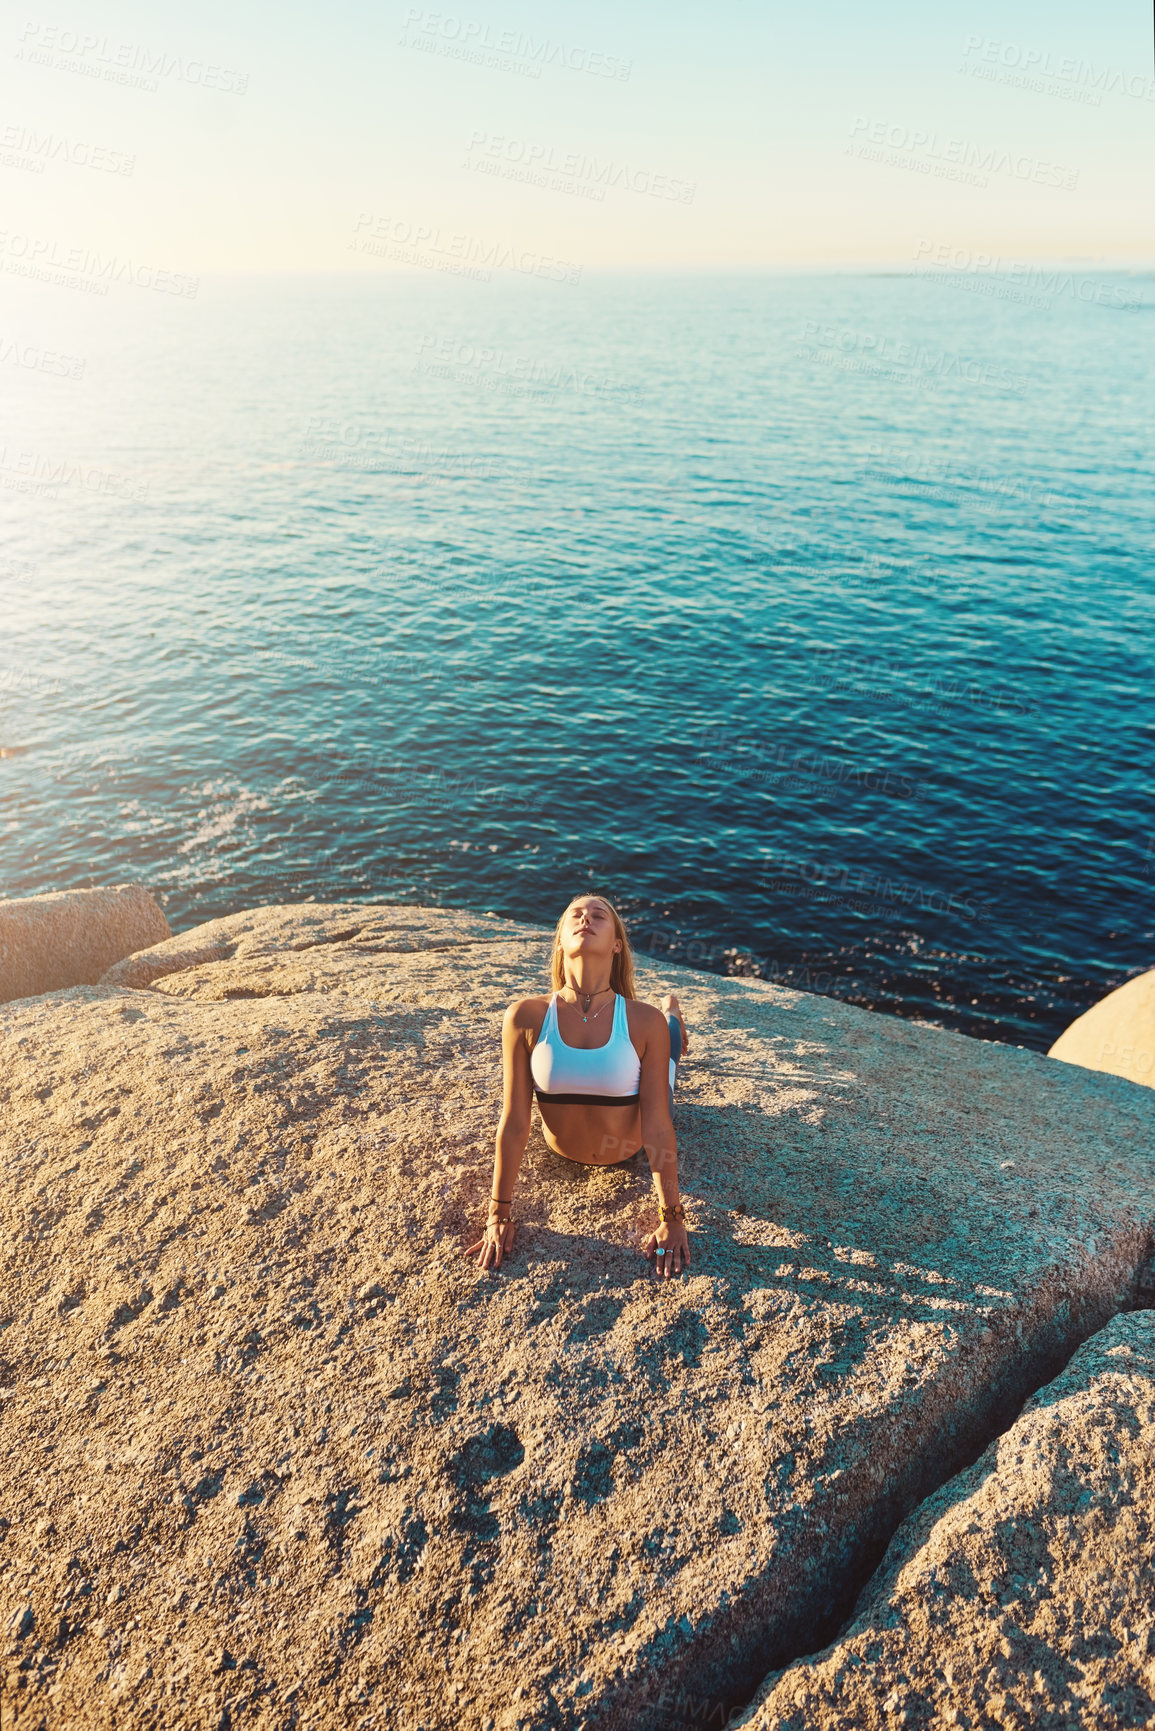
xmin=659 ymin=1204 xmax=686 ymax=1223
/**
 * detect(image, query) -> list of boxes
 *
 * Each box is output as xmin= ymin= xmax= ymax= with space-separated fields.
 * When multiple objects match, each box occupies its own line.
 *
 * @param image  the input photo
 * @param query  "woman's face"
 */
xmin=560 ymin=897 xmax=621 ymax=963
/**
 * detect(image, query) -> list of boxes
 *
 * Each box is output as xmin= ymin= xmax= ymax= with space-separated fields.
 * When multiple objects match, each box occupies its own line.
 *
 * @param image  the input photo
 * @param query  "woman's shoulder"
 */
xmin=623 ymin=996 xmax=671 ymax=1037
xmin=502 ymin=994 xmax=551 ymax=1033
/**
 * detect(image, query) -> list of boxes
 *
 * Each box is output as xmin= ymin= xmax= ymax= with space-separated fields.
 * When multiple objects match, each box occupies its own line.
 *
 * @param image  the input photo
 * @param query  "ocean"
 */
xmin=1 ymin=266 xmax=1152 ymax=1048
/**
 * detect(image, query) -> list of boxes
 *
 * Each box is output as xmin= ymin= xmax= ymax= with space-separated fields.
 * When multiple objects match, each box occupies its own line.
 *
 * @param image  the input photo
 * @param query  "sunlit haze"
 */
xmin=1 ymin=0 xmax=1151 ymax=278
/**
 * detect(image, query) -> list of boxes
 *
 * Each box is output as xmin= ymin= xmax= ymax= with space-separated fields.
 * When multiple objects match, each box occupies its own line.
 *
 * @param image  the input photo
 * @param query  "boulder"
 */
xmin=0 ymin=884 xmax=169 ymax=1004
xmin=2 ymin=901 xmax=1154 ymax=1731
xmin=732 ymin=1309 xmax=1155 ymax=1730
xmin=1049 ymin=969 xmax=1155 ymax=1090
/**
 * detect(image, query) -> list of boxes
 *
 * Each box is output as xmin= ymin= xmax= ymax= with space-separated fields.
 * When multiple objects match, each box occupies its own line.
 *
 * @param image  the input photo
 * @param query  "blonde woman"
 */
xmin=465 ymin=894 xmax=691 ymax=1278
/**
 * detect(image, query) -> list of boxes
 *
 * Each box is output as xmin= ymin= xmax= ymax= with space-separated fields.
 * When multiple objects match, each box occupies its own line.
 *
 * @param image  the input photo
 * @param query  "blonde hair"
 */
xmin=550 ymin=894 xmax=637 ymax=999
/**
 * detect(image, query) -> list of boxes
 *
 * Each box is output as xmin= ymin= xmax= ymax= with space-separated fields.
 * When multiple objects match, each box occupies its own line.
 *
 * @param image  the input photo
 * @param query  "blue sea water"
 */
xmin=1 ymin=267 xmax=1152 ymax=1048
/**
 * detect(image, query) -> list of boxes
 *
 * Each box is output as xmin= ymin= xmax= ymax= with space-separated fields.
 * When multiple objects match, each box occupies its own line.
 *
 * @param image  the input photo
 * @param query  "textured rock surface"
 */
xmin=733 ymin=1309 xmax=1155 ymax=1731
xmin=2 ymin=901 xmax=1155 ymax=1731
xmin=1050 ymin=969 xmax=1155 ymax=1091
xmin=0 ymin=884 xmax=169 ymax=1004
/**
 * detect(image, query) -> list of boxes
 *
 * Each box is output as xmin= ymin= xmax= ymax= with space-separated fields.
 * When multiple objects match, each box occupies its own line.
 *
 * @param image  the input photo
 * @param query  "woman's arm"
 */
xmin=464 ymin=998 xmax=535 ymax=1271
xmin=636 ymin=1004 xmax=690 ymax=1278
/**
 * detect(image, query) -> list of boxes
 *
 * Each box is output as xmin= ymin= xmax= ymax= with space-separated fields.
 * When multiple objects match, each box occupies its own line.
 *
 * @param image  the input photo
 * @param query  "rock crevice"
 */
xmin=734 ymin=1308 xmax=1155 ymax=1730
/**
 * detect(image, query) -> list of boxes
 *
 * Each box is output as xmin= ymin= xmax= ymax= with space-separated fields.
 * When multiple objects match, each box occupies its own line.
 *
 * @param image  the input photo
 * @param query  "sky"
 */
xmin=0 ymin=0 xmax=1151 ymax=275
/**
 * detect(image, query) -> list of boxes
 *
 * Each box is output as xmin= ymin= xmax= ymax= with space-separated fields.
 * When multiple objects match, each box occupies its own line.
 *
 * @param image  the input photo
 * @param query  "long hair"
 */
xmin=550 ymin=895 xmax=637 ymax=999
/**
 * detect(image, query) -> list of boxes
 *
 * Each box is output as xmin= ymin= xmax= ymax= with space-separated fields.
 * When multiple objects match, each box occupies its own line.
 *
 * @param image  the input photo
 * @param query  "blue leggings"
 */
xmin=668 ymin=1013 xmax=683 ymax=1110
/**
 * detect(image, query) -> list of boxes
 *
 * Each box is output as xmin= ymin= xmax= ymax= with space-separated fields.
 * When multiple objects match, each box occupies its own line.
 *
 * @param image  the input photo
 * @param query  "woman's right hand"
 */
xmin=464 ymin=1217 xmax=515 ymax=1271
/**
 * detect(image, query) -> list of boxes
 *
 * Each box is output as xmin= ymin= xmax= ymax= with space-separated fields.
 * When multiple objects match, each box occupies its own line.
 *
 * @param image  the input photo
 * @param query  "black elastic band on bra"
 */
xmin=533 ymin=1088 xmax=641 ymax=1106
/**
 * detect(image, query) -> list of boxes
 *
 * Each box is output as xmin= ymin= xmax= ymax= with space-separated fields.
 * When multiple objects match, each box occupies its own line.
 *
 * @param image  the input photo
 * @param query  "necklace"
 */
xmin=564 ymin=987 xmax=613 ymax=1024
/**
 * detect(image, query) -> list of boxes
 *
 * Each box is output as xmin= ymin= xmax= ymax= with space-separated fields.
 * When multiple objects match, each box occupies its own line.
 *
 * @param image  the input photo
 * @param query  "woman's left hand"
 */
xmin=643 ymin=1219 xmax=690 ymax=1279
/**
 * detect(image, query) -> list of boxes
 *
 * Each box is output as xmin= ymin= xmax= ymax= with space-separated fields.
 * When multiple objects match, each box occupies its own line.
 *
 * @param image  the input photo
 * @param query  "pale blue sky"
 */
xmin=1 ymin=0 xmax=1150 ymax=271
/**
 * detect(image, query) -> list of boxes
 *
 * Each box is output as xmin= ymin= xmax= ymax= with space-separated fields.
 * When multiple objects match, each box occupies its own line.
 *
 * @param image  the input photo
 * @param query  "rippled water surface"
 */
xmin=2 ymin=269 xmax=1153 ymax=1047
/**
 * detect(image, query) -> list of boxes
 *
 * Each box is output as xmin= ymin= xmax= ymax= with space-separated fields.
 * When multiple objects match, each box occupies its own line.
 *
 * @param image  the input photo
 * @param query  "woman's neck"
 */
xmin=562 ymin=960 xmax=612 ymax=998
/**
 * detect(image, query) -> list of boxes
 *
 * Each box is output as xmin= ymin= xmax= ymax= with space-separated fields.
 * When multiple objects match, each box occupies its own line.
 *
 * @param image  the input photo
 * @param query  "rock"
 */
xmin=733 ymin=1310 xmax=1155 ymax=1730
xmin=101 ymin=938 xmax=232 ymax=991
xmin=0 ymin=884 xmax=169 ymax=1004
xmin=7 ymin=1604 xmax=33 ymax=1641
xmin=2 ymin=900 xmax=1155 ymax=1731
xmin=1049 ymin=969 xmax=1155 ymax=1090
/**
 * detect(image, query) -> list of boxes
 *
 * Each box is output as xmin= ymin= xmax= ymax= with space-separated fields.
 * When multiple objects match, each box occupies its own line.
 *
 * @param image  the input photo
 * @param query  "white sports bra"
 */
xmin=530 ymin=992 xmax=642 ymax=1105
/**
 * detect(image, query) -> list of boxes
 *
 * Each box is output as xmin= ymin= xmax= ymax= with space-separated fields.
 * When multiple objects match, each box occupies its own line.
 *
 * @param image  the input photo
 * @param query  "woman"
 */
xmin=465 ymin=894 xmax=691 ymax=1278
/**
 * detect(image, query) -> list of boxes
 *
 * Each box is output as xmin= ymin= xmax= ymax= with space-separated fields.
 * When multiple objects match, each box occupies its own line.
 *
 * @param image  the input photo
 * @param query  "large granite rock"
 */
xmin=0 ymin=884 xmax=169 ymax=1004
xmin=1050 ymin=969 xmax=1155 ymax=1091
xmin=2 ymin=902 xmax=1155 ymax=1731
xmin=733 ymin=1309 xmax=1155 ymax=1731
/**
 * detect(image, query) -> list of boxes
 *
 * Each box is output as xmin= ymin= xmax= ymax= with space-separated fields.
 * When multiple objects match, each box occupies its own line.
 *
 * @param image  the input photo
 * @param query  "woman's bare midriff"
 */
xmin=537 ymin=1100 xmax=644 ymax=1166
